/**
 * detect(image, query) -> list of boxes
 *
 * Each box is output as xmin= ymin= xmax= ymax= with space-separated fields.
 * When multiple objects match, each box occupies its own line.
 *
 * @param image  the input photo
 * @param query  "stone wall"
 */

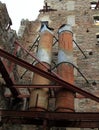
xmin=0 ymin=0 xmax=99 ymax=130
xmin=39 ymin=0 xmax=99 ymax=112
xmin=18 ymin=0 xmax=99 ymax=112
xmin=16 ymin=0 xmax=99 ymax=129
xmin=0 ymin=2 xmax=20 ymax=130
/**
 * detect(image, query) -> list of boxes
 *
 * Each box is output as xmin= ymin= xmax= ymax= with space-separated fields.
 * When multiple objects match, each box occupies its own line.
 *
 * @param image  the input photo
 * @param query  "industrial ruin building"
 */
xmin=0 ymin=0 xmax=99 ymax=130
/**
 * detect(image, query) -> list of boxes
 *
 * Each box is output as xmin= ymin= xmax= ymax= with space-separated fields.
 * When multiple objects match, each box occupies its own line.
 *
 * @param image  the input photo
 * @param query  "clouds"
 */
xmin=0 ymin=0 xmax=44 ymax=32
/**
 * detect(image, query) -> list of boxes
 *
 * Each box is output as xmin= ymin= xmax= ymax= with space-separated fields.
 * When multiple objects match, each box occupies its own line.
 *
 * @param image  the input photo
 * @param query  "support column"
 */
xmin=29 ymin=23 xmax=54 ymax=111
xmin=55 ymin=24 xmax=75 ymax=112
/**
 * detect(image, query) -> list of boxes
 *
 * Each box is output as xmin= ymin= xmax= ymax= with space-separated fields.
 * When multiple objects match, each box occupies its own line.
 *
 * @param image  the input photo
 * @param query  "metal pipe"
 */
xmin=20 ymin=60 xmax=36 ymax=79
xmin=26 ymin=35 xmax=40 ymax=56
xmin=15 ymin=41 xmax=62 ymax=79
xmin=56 ymin=24 xmax=75 ymax=112
xmin=0 ymin=49 xmax=99 ymax=102
xmin=29 ymin=23 xmax=54 ymax=111
xmin=73 ymin=40 xmax=87 ymax=58
xmin=52 ymin=61 xmax=89 ymax=83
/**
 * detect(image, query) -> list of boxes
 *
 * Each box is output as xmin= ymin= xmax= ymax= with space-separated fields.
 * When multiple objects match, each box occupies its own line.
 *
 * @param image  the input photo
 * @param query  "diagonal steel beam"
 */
xmin=0 ymin=49 xmax=99 ymax=102
xmin=0 ymin=59 xmax=19 ymax=97
xmin=95 ymin=1 xmax=99 ymax=9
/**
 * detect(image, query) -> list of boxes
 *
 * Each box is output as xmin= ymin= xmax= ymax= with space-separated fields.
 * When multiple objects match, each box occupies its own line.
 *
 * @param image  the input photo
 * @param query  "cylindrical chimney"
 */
xmin=29 ymin=23 xmax=54 ymax=111
xmin=55 ymin=24 xmax=75 ymax=112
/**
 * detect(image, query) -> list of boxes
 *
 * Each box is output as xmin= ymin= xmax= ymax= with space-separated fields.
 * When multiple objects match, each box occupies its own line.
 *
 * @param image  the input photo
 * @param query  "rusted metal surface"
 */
xmin=58 ymin=24 xmax=73 ymax=65
xmin=15 ymin=41 xmax=62 ymax=79
xmin=13 ymin=84 xmax=61 ymax=88
xmin=56 ymin=24 xmax=75 ymax=112
xmin=0 ymin=110 xmax=99 ymax=128
xmin=29 ymin=89 xmax=49 ymax=111
xmin=37 ymin=24 xmax=53 ymax=64
xmin=32 ymin=63 xmax=51 ymax=85
xmin=29 ymin=24 xmax=54 ymax=111
xmin=73 ymin=39 xmax=87 ymax=58
xmin=0 ymin=59 xmax=19 ymax=97
xmin=0 ymin=49 xmax=99 ymax=102
xmin=95 ymin=0 xmax=99 ymax=9
xmin=55 ymin=89 xmax=75 ymax=112
xmin=1 ymin=118 xmax=99 ymax=128
xmin=1 ymin=110 xmax=99 ymax=120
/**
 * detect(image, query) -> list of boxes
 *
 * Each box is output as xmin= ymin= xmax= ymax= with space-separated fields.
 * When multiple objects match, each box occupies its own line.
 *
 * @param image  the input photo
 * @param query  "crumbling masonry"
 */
xmin=0 ymin=0 xmax=99 ymax=130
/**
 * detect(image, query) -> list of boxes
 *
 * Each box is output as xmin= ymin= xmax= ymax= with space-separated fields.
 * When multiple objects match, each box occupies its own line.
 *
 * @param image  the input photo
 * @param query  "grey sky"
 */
xmin=0 ymin=0 xmax=44 ymax=32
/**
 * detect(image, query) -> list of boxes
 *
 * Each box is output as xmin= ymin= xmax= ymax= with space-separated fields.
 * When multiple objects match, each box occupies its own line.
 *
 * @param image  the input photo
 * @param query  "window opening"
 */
xmin=96 ymin=33 xmax=99 ymax=44
xmin=93 ymin=16 xmax=99 ymax=25
xmin=90 ymin=2 xmax=97 ymax=9
xmin=90 ymin=1 xmax=99 ymax=9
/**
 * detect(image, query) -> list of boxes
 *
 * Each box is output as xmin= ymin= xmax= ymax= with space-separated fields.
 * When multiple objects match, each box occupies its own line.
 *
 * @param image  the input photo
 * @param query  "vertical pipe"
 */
xmin=29 ymin=23 xmax=54 ymax=111
xmin=55 ymin=24 xmax=75 ymax=112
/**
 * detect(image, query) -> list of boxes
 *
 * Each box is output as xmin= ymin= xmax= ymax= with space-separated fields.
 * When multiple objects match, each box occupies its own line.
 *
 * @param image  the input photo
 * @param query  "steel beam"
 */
xmin=1 ymin=118 xmax=99 ymax=128
xmin=95 ymin=1 xmax=99 ymax=9
xmin=0 ymin=110 xmax=99 ymax=128
xmin=0 ymin=49 xmax=99 ymax=103
xmin=0 ymin=110 xmax=99 ymax=120
xmin=0 ymin=59 xmax=19 ymax=97
xmin=13 ymin=84 xmax=61 ymax=88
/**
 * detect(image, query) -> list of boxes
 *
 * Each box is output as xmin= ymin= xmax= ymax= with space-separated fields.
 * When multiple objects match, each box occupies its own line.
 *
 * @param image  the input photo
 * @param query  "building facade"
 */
xmin=0 ymin=0 xmax=99 ymax=130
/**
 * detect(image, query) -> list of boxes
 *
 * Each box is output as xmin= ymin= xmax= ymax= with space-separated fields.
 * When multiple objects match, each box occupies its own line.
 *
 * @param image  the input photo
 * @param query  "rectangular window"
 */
xmin=93 ymin=16 xmax=99 ymax=25
xmin=96 ymin=33 xmax=99 ymax=44
xmin=90 ymin=2 xmax=97 ymax=9
xmin=90 ymin=0 xmax=99 ymax=9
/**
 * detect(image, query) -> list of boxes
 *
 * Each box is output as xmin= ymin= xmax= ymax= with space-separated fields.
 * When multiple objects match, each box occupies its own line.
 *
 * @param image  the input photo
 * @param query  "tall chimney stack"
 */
xmin=29 ymin=23 xmax=54 ymax=111
xmin=55 ymin=24 xmax=75 ymax=112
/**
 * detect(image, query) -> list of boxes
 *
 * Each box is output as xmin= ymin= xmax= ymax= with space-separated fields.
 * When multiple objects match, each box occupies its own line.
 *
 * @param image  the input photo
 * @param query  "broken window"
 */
xmin=93 ymin=16 xmax=99 ymax=25
xmin=90 ymin=0 xmax=99 ymax=9
xmin=90 ymin=1 xmax=97 ymax=9
xmin=41 ymin=21 xmax=48 ymax=26
xmin=96 ymin=33 xmax=99 ymax=44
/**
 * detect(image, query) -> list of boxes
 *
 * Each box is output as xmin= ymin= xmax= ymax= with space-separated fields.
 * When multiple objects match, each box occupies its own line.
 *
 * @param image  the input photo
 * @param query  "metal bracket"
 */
xmin=73 ymin=40 xmax=87 ymax=58
xmin=52 ymin=61 xmax=89 ymax=83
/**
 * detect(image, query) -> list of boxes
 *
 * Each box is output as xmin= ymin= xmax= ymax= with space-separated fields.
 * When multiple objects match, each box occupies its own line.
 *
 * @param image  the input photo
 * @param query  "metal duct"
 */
xmin=29 ymin=23 xmax=54 ymax=111
xmin=56 ymin=24 xmax=75 ymax=112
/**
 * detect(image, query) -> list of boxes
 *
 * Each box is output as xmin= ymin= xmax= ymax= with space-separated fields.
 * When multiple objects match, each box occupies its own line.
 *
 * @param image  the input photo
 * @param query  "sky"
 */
xmin=0 ymin=0 xmax=44 ymax=32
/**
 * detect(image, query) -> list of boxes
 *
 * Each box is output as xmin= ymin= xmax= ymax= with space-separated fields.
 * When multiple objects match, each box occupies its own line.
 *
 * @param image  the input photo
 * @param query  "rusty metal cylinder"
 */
xmin=29 ymin=23 xmax=53 ymax=111
xmin=32 ymin=24 xmax=54 ymax=91
xmin=29 ymin=89 xmax=48 ymax=111
xmin=56 ymin=24 xmax=75 ymax=112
